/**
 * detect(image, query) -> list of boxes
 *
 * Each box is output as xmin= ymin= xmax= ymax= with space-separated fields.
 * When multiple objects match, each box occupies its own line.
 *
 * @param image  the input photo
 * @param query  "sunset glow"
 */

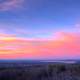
xmin=0 ymin=0 xmax=80 ymax=59
xmin=0 ymin=32 xmax=79 ymax=59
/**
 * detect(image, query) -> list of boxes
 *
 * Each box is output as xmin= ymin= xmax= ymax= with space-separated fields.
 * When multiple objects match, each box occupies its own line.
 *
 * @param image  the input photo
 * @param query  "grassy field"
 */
xmin=0 ymin=61 xmax=80 ymax=80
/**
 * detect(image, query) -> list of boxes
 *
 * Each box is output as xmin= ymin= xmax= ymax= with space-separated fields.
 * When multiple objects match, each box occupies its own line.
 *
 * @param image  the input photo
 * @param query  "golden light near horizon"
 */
xmin=0 ymin=34 xmax=16 ymax=40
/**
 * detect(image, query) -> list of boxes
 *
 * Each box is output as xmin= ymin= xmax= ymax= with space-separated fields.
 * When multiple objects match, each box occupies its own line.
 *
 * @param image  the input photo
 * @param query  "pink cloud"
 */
xmin=0 ymin=0 xmax=24 ymax=11
xmin=0 ymin=32 xmax=80 ymax=59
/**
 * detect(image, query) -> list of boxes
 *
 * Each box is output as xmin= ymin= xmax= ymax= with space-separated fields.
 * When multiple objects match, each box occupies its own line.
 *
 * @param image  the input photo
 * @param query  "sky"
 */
xmin=0 ymin=0 xmax=80 ymax=60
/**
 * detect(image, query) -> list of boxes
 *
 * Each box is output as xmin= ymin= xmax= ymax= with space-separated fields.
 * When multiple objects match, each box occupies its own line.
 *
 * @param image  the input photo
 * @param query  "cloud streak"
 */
xmin=0 ymin=32 xmax=80 ymax=59
xmin=0 ymin=0 xmax=24 ymax=11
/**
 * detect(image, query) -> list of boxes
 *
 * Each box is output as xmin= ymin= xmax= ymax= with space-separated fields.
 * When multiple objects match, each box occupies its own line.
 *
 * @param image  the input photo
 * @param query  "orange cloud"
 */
xmin=0 ymin=0 xmax=24 ymax=11
xmin=0 ymin=32 xmax=80 ymax=59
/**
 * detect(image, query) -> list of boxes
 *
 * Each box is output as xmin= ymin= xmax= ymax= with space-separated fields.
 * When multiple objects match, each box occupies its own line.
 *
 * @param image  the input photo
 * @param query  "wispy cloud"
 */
xmin=0 ymin=0 xmax=24 ymax=11
xmin=75 ymin=23 xmax=80 ymax=31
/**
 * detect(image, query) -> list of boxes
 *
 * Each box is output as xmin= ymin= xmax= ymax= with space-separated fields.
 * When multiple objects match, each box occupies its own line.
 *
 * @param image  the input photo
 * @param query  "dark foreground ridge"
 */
xmin=0 ymin=60 xmax=80 ymax=80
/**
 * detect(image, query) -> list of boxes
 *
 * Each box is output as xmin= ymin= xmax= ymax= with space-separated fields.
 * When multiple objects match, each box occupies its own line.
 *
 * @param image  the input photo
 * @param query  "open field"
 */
xmin=0 ymin=61 xmax=80 ymax=80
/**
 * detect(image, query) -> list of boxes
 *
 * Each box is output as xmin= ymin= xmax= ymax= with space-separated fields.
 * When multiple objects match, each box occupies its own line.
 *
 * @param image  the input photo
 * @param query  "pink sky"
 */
xmin=0 ymin=32 xmax=80 ymax=59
